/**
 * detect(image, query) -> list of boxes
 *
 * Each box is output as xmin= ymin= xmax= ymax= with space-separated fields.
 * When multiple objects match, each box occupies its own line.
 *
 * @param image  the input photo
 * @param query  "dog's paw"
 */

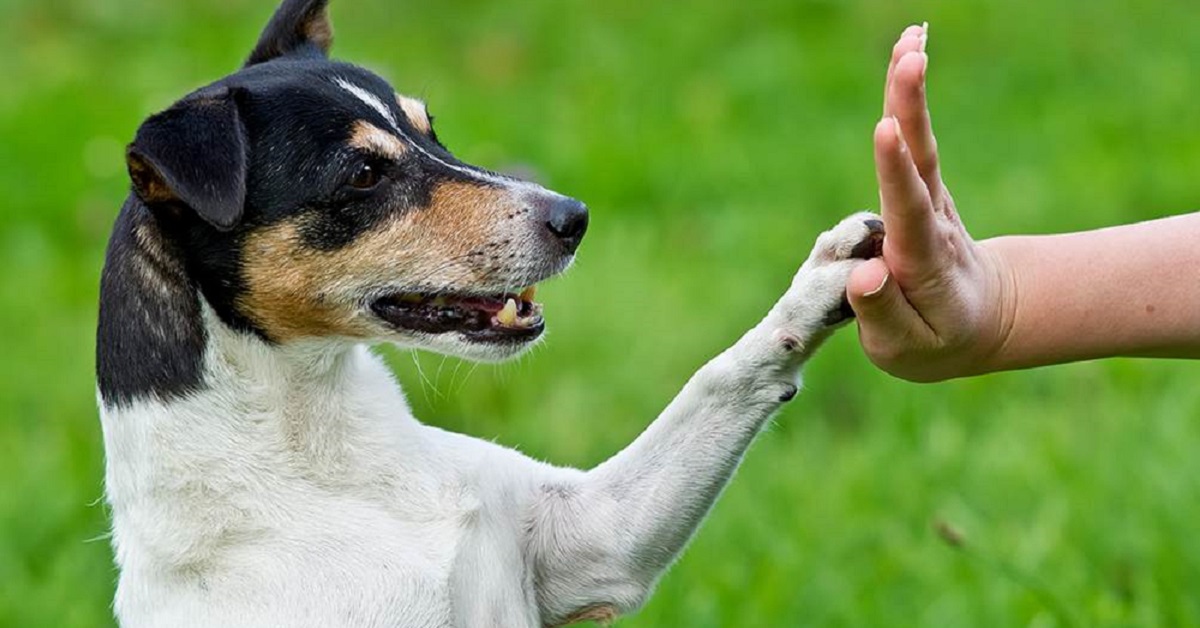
xmin=807 ymin=211 xmax=885 ymax=266
xmin=773 ymin=212 xmax=884 ymax=335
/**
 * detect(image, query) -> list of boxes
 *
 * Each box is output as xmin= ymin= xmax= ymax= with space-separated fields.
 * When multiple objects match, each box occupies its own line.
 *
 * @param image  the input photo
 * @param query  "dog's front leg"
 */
xmin=527 ymin=213 xmax=882 ymax=626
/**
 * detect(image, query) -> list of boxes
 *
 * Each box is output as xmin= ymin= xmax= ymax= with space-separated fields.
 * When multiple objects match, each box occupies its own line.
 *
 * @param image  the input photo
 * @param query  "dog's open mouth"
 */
xmin=370 ymin=286 xmax=544 ymax=343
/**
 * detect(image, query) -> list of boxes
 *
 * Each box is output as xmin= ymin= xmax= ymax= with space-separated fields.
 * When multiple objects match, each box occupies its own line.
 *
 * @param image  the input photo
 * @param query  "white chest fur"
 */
xmin=99 ymin=326 xmax=545 ymax=628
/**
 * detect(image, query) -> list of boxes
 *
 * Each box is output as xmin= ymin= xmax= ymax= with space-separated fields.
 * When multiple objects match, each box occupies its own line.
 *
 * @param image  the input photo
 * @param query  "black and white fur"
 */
xmin=96 ymin=1 xmax=883 ymax=626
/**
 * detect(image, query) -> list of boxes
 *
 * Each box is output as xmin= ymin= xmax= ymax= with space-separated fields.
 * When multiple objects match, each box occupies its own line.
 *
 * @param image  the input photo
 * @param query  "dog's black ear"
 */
xmin=126 ymin=89 xmax=249 ymax=232
xmin=245 ymin=0 xmax=333 ymax=67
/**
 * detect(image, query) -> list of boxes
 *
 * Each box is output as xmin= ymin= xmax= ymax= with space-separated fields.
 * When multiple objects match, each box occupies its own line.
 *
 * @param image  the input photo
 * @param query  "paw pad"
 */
xmin=849 ymin=219 xmax=885 ymax=260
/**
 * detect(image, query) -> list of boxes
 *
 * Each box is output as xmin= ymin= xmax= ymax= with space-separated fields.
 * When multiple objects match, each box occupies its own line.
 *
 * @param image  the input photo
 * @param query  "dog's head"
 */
xmin=125 ymin=0 xmax=586 ymax=361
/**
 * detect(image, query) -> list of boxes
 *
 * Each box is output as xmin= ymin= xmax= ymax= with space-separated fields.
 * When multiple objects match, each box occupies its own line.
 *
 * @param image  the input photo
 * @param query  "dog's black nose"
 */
xmin=544 ymin=197 xmax=589 ymax=253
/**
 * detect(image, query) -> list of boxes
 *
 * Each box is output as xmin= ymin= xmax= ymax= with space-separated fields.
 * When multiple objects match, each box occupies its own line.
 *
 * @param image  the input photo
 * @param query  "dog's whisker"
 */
xmin=82 ymin=530 xmax=114 ymax=544
xmin=455 ymin=361 xmax=482 ymax=397
xmin=448 ymin=356 xmax=466 ymax=394
xmin=434 ymin=355 xmax=449 ymax=390
xmin=409 ymin=348 xmax=443 ymax=403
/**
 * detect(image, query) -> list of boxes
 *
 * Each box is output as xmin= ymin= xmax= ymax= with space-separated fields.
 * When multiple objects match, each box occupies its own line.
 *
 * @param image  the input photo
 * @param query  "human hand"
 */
xmin=846 ymin=24 xmax=1016 ymax=382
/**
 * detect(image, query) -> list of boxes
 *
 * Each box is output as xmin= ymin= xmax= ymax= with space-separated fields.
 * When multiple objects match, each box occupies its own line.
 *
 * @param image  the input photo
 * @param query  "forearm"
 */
xmin=983 ymin=213 xmax=1200 ymax=371
xmin=582 ymin=316 xmax=807 ymax=548
xmin=530 ymin=319 xmax=805 ymax=624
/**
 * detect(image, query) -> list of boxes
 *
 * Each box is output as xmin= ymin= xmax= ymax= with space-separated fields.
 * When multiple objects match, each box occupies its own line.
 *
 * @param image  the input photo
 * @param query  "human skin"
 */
xmin=845 ymin=24 xmax=1200 ymax=383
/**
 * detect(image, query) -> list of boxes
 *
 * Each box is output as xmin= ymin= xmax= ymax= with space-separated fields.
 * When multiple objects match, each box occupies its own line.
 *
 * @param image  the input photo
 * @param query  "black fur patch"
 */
xmin=96 ymin=200 xmax=207 ymax=407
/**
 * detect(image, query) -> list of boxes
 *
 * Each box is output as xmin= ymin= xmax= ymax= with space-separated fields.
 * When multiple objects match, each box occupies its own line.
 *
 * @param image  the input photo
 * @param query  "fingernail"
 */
xmin=864 ymin=272 xmax=890 ymax=298
xmin=890 ymin=116 xmax=907 ymax=153
xmin=918 ymin=51 xmax=928 ymax=80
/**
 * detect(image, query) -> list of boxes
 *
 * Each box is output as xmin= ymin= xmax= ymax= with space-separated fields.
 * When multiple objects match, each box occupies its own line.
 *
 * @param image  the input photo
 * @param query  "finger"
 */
xmin=883 ymin=24 xmax=927 ymax=117
xmin=846 ymin=258 xmax=935 ymax=356
xmin=883 ymin=25 xmax=925 ymax=113
xmin=874 ymin=116 xmax=938 ymax=268
xmin=889 ymin=50 xmax=943 ymax=202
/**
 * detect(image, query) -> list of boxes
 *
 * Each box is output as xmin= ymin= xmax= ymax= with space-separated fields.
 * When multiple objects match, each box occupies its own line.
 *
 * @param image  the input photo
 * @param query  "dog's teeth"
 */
xmin=519 ymin=285 xmax=537 ymax=302
xmin=497 ymin=298 xmax=518 ymax=326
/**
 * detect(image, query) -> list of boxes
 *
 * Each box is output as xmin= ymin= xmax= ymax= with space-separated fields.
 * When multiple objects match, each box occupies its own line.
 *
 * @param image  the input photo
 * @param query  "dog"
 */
xmin=95 ymin=1 xmax=884 ymax=626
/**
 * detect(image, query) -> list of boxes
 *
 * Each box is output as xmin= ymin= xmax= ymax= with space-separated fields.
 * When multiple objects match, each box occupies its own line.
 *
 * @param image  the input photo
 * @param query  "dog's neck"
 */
xmin=97 ymin=202 xmax=426 ymax=566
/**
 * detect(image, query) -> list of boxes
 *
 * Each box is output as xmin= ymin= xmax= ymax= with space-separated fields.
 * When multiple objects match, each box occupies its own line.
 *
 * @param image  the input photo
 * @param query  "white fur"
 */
xmin=99 ymin=213 xmax=879 ymax=627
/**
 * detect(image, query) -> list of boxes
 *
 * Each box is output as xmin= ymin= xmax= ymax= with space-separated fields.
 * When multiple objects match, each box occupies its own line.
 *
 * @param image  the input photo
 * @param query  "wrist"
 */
xmin=975 ymin=237 xmax=1022 ymax=374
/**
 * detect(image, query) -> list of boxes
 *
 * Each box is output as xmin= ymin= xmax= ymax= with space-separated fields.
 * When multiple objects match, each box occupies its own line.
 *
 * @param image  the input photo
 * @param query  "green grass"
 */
xmin=2 ymin=0 xmax=1199 ymax=625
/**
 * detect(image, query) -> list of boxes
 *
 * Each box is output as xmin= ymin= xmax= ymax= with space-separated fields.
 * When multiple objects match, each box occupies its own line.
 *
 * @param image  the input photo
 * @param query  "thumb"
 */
xmin=847 ymin=257 xmax=929 ymax=345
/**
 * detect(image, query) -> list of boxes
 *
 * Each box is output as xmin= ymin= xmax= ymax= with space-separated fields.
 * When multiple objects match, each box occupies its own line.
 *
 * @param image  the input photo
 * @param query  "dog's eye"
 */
xmin=347 ymin=163 xmax=382 ymax=190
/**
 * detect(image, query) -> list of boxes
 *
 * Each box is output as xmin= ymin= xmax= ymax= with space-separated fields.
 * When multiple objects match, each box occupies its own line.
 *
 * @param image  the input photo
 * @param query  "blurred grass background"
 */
xmin=1 ymin=0 xmax=1199 ymax=625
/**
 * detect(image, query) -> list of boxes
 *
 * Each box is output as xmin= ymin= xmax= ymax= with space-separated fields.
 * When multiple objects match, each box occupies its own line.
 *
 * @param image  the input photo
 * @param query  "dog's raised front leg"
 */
xmin=527 ymin=213 xmax=883 ymax=626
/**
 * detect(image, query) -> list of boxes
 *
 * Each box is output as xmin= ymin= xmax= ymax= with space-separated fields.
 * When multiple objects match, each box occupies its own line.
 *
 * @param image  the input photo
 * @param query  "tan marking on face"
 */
xmin=395 ymin=94 xmax=431 ymax=134
xmin=239 ymin=181 xmax=519 ymax=342
xmin=238 ymin=223 xmax=377 ymax=342
xmin=348 ymin=120 xmax=407 ymax=159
